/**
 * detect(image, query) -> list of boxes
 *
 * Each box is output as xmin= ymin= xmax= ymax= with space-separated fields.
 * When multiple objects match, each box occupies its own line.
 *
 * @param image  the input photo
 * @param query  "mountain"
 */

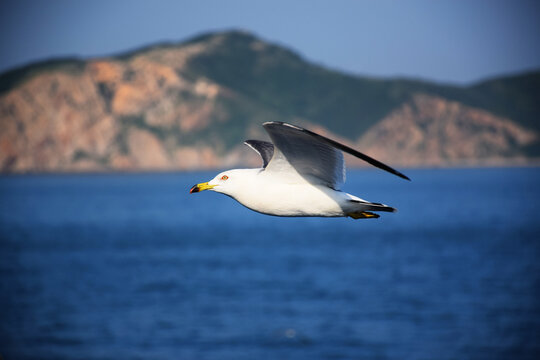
xmin=0 ymin=30 xmax=538 ymax=173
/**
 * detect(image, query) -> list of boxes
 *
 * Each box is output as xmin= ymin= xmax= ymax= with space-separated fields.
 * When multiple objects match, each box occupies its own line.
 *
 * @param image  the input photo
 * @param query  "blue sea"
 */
xmin=1 ymin=168 xmax=539 ymax=360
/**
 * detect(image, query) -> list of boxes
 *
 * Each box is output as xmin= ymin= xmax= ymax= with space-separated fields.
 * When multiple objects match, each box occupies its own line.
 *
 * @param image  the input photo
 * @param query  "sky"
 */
xmin=0 ymin=0 xmax=539 ymax=84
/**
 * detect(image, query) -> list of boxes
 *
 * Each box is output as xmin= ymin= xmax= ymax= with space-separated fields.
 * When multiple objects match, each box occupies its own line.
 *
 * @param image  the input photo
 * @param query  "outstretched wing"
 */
xmin=263 ymin=122 xmax=410 ymax=187
xmin=244 ymin=140 xmax=274 ymax=168
xmin=263 ymin=122 xmax=346 ymax=188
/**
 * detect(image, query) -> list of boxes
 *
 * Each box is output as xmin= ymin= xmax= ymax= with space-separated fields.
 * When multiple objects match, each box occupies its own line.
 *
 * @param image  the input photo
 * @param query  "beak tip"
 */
xmin=189 ymin=185 xmax=200 ymax=194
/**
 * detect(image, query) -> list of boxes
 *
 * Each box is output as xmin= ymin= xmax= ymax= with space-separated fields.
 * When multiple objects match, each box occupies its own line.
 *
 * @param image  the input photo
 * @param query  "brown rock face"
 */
xmin=0 ymin=70 xmax=116 ymax=171
xmin=127 ymin=128 xmax=170 ymax=169
xmin=0 ymin=41 xmax=226 ymax=172
xmin=358 ymin=94 xmax=537 ymax=166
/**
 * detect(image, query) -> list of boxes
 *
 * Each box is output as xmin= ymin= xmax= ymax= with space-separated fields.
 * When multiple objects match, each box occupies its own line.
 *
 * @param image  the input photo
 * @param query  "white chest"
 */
xmin=233 ymin=180 xmax=345 ymax=217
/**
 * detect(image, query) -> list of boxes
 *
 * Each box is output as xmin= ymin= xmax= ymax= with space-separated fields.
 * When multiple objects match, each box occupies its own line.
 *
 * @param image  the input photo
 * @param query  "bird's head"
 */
xmin=190 ymin=169 xmax=253 ymax=197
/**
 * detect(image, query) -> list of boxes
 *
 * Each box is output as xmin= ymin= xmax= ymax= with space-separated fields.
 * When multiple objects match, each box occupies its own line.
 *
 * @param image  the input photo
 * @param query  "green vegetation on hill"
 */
xmin=468 ymin=71 xmax=540 ymax=131
xmin=183 ymin=31 xmax=540 ymax=137
xmin=184 ymin=31 xmax=414 ymax=137
xmin=0 ymin=58 xmax=85 ymax=95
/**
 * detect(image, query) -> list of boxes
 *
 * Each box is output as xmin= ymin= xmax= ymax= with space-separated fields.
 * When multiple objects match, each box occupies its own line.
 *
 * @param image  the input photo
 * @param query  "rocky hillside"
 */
xmin=357 ymin=94 xmax=536 ymax=167
xmin=0 ymin=30 xmax=538 ymax=173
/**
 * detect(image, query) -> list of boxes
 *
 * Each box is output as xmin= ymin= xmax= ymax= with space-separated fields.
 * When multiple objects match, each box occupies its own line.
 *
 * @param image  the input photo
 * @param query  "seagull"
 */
xmin=190 ymin=122 xmax=409 ymax=219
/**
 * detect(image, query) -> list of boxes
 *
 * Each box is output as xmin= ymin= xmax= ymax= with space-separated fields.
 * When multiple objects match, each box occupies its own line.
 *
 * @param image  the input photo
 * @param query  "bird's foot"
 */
xmin=347 ymin=211 xmax=380 ymax=219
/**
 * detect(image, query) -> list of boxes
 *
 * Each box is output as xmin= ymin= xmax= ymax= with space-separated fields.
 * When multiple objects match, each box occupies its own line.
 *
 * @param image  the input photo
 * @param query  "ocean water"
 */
xmin=0 ymin=168 xmax=539 ymax=360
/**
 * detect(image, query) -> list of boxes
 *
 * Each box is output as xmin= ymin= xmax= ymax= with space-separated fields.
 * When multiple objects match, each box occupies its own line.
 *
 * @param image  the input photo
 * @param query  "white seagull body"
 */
xmin=190 ymin=122 xmax=409 ymax=219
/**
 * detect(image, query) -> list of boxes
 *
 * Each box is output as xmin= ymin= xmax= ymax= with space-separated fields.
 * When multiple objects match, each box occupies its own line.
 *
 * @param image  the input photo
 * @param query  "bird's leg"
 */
xmin=347 ymin=211 xmax=380 ymax=219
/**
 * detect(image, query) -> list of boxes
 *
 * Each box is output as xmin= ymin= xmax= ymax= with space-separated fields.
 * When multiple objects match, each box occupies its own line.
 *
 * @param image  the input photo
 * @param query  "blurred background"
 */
xmin=1 ymin=1 xmax=539 ymax=359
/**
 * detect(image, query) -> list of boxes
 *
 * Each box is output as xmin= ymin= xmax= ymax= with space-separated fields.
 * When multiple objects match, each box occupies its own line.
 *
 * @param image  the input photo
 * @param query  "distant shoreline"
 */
xmin=2 ymin=161 xmax=539 ymax=177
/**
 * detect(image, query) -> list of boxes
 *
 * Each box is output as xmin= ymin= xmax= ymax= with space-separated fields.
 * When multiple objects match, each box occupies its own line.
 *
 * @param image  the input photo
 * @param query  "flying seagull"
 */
xmin=190 ymin=122 xmax=409 ymax=219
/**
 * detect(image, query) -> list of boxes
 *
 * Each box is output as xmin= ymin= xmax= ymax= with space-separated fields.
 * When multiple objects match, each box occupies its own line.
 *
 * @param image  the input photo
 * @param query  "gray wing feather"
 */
xmin=297 ymin=126 xmax=411 ymax=181
xmin=244 ymin=140 xmax=274 ymax=168
xmin=263 ymin=121 xmax=410 ymax=187
xmin=263 ymin=122 xmax=346 ymax=188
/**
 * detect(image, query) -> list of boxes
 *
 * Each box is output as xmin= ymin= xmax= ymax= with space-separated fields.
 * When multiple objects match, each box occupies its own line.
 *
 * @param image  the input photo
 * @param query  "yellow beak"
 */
xmin=189 ymin=182 xmax=216 ymax=193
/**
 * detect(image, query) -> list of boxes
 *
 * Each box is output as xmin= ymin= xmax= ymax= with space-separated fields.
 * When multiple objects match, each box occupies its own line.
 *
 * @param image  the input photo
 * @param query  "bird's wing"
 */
xmin=263 ymin=122 xmax=346 ymax=187
xmin=244 ymin=140 xmax=274 ymax=168
xmin=263 ymin=122 xmax=410 ymax=186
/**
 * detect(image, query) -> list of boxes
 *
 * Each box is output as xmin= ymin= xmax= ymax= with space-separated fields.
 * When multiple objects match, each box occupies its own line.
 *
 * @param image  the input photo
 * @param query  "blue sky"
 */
xmin=1 ymin=0 xmax=539 ymax=84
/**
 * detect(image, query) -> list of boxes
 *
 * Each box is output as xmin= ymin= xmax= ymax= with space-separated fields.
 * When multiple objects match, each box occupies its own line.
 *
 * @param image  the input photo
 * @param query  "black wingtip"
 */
xmin=379 ymin=167 xmax=411 ymax=181
xmin=396 ymin=171 xmax=411 ymax=181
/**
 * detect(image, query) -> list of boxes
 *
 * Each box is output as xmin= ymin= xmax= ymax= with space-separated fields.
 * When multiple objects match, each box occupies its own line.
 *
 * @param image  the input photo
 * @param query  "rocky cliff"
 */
xmin=358 ymin=94 xmax=536 ymax=167
xmin=0 ymin=30 xmax=538 ymax=173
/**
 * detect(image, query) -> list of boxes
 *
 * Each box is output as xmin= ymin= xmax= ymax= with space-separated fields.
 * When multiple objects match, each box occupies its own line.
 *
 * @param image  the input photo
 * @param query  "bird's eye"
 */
xmin=221 ymin=175 xmax=229 ymax=181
